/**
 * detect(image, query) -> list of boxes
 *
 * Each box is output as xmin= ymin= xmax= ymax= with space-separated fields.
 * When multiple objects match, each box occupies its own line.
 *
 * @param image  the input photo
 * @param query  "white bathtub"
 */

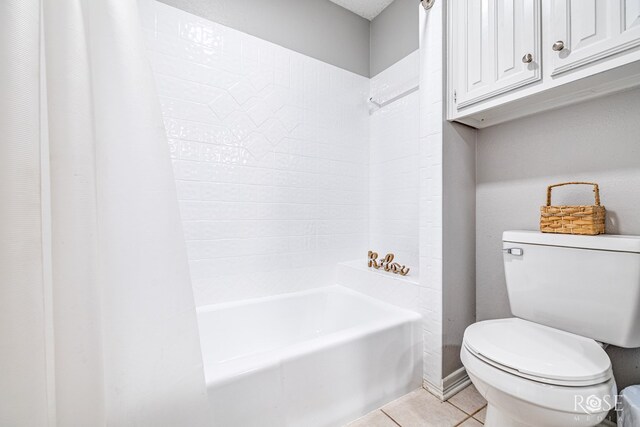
xmin=197 ymin=285 xmax=422 ymax=427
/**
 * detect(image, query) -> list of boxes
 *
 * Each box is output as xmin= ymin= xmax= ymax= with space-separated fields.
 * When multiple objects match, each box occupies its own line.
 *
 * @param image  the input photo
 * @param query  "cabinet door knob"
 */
xmin=552 ymin=41 xmax=565 ymax=51
xmin=522 ymin=53 xmax=533 ymax=63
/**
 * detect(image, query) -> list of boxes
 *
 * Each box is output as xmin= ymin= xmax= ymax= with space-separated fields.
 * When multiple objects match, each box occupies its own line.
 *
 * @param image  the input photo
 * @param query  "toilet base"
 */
xmin=483 ymin=402 xmax=610 ymax=427
xmin=485 ymin=404 xmax=533 ymax=427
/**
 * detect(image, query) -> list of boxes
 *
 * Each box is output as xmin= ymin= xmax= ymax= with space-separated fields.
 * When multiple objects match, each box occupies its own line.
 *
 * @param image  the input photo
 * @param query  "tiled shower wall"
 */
xmin=367 ymin=24 xmax=445 ymax=391
xmin=369 ymin=51 xmax=420 ymax=272
xmin=141 ymin=0 xmax=448 ymax=391
xmin=142 ymin=1 xmax=369 ymax=305
xmin=418 ymin=1 xmax=445 ymax=389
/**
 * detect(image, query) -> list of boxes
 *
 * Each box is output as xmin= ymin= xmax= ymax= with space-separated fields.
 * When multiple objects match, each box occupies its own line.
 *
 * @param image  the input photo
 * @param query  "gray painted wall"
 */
xmin=159 ymin=0 xmax=419 ymax=78
xmin=157 ymin=0 xmax=371 ymax=77
xmin=476 ymin=88 xmax=640 ymax=390
xmin=370 ymin=0 xmax=419 ymax=76
xmin=443 ymin=121 xmax=477 ymax=377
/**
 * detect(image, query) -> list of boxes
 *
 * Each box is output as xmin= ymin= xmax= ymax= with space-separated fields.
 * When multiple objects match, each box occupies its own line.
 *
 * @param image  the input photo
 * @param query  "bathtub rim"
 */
xmin=196 ymin=285 xmax=423 ymax=387
xmin=196 ymin=284 xmax=422 ymax=317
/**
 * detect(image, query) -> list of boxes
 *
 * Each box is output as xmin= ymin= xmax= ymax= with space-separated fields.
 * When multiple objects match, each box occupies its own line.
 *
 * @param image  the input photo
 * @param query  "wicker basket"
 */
xmin=540 ymin=182 xmax=606 ymax=235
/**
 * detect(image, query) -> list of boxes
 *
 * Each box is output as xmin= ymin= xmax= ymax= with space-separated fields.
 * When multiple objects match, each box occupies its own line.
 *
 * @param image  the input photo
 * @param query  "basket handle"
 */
xmin=546 ymin=182 xmax=601 ymax=206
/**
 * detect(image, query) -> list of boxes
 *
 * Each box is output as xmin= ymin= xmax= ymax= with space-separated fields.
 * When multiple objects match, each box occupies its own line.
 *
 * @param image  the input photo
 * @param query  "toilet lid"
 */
xmin=463 ymin=318 xmax=612 ymax=386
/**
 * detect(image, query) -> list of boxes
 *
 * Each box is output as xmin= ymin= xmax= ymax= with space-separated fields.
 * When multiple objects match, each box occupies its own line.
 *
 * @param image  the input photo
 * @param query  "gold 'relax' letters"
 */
xmin=367 ymin=251 xmax=410 ymax=276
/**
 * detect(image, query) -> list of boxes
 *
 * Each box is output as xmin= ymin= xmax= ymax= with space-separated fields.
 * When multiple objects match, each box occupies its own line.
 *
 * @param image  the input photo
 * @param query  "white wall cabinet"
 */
xmin=448 ymin=0 xmax=640 ymax=128
xmin=453 ymin=0 xmax=541 ymax=109
xmin=550 ymin=0 xmax=640 ymax=75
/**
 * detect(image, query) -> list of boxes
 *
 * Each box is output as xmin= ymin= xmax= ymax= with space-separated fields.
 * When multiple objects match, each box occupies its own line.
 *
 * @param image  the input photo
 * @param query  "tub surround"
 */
xmin=369 ymin=50 xmax=420 ymax=273
xmin=418 ymin=0 xmax=445 ymax=392
xmin=142 ymin=1 xmax=369 ymax=306
xmin=336 ymin=260 xmax=421 ymax=314
xmin=419 ymin=0 xmax=477 ymax=397
xmin=142 ymin=0 xmax=473 ymax=409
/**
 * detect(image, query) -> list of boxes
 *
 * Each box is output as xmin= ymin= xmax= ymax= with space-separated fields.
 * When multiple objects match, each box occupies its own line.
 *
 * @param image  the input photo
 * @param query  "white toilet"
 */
xmin=462 ymin=230 xmax=640 ymax=427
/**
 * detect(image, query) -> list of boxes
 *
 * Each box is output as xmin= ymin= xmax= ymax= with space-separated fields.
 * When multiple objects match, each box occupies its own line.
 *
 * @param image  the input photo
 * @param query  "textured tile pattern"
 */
xmin=143 ymin=1 xmax=369 ymax=305
xmin=369 ymin=51 xmax=420 ymax=273
xmin=142 ymin=0 xmax=442 ymax=391
xmin=336 ymin=260 xmax=421 ymax=313
xmin=419 ymin=0 xmax=445 ymax=387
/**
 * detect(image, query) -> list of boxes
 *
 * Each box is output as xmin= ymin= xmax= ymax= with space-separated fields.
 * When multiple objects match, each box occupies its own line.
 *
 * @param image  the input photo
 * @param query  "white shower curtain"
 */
xmin=0 ymin=0 xmax=210 ymax=425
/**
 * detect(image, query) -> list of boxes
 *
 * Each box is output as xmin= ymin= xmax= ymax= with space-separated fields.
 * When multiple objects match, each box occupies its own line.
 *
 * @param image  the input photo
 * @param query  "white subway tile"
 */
xmin=145 ymin=3 xmax=369 ymax=305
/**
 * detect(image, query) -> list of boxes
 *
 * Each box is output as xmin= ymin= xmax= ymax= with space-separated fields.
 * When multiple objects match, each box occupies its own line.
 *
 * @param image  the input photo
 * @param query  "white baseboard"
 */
xmin=423 ymin=367 xmax=471 ymax=401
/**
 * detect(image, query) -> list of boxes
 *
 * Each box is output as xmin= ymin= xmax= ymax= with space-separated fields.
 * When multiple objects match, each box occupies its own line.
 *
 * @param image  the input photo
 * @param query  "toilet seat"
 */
xmin=463 ymin=318 xmax=612 ymax=386
xmin=461 ymin=344 xmax=617 ymax=426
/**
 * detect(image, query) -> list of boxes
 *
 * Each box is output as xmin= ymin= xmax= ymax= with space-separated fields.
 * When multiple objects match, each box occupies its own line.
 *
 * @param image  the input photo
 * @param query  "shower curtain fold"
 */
xmin=0 ymin=0 xmax=210 ymax=425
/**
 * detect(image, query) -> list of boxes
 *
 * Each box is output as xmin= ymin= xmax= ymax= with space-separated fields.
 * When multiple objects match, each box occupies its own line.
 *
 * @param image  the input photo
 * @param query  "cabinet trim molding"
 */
xmin=457 ymin=73 xmax=540 ymax=109
xmin=550 ymin=38 xmax=640 ymax=76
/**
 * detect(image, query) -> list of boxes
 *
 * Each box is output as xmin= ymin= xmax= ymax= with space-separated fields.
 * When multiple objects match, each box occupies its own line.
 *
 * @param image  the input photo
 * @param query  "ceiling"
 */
xmin=328 ymin=0 xmax=395 ymax=20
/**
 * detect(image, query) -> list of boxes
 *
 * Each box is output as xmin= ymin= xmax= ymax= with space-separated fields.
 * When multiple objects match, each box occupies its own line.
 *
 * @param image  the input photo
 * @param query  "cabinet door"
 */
xmin=550 ymin=0 xmax=640 ymax=76
xmin=454 ymin=0 xmax=541 ymax=110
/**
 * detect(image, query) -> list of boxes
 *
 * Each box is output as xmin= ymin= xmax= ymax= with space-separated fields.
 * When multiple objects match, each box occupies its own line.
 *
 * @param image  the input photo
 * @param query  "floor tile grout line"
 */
xmin=453 ymin=411 xmax=485 ymax=426
xmin=380 ymin=409 xmax=403 ymax=427
xmin=448 ymin=402 xmax=487 ymax=426
xmin=447 ymin=400 xmax=471 ymax=415
xmin=447 ymin=399 xmax=487 ymax=417
xmin=355 ymin=387 xmax=487 ymax=427
xmin=468 ymin=404 xmax=487 ymax=420
xmin=453 ymin=414 xmax=473 ymax=427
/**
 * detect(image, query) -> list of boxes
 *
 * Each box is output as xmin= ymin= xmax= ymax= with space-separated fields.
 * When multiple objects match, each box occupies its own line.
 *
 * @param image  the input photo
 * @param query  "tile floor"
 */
xmin=347 ymin=385 xmax=614 ymax=427
xmin=347 ymin=385 xmax=487 ymax=427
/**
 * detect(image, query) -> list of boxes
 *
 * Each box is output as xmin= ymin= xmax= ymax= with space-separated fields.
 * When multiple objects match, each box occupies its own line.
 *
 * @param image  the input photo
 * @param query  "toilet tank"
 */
xmin=503 ymin=230 xmax=640 ymax=348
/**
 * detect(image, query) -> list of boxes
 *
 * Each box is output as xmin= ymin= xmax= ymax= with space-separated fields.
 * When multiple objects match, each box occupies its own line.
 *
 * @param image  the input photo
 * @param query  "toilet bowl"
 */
xmin=461 ymin=319 xmax=616 ymax=427
xmin=461 ymin=231 xmax=640 ymax=427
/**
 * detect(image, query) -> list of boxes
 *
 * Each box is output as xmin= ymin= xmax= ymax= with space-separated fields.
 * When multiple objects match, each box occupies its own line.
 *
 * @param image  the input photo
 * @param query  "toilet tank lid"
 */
xmin=503 ymin=230 xmax=640 ymax=253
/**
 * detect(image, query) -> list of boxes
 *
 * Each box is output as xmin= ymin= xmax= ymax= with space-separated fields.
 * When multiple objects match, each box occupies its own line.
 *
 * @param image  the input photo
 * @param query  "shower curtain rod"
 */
xmin=368 ymin=85 xmax=419 ymax=109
